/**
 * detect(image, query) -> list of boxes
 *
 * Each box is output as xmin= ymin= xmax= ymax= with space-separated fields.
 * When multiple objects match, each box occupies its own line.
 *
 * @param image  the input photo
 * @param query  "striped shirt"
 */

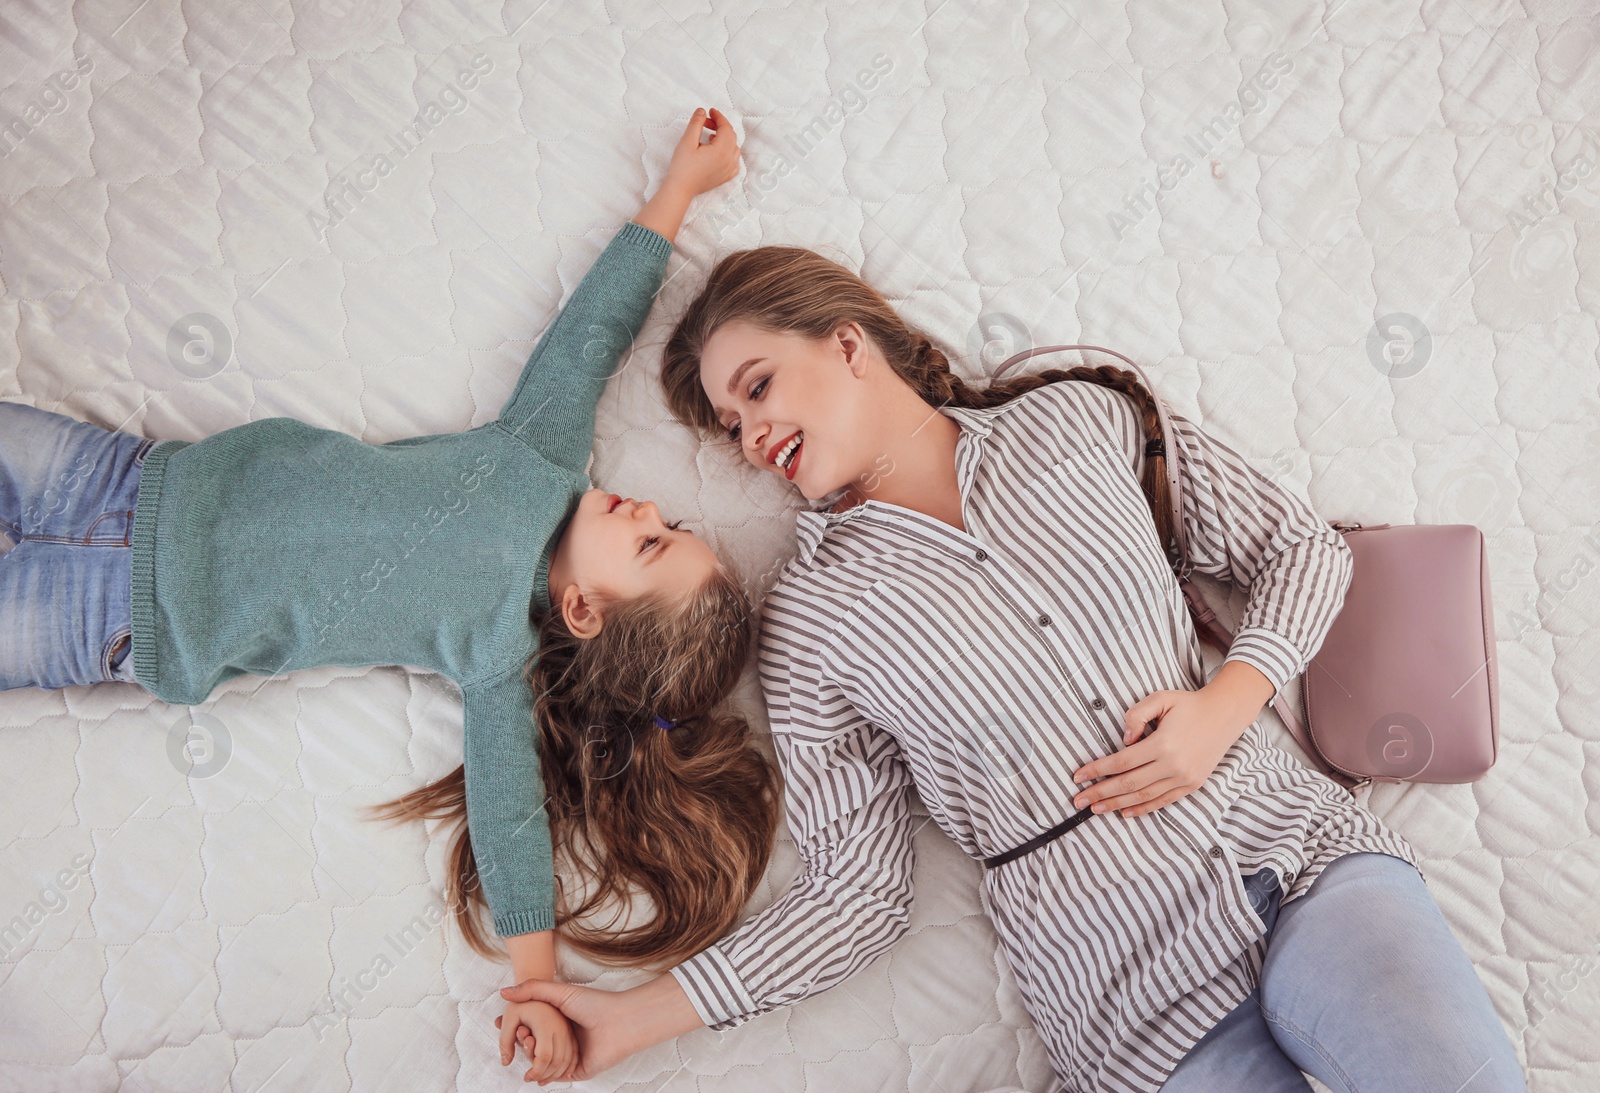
xmin=669 ymin=377 xmax=1422 ymax=1092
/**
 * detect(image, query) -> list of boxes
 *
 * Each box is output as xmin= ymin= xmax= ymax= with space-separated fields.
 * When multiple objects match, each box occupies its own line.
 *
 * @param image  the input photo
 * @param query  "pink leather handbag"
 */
xmin=994 ymin=344 xmax=1501 ymax=796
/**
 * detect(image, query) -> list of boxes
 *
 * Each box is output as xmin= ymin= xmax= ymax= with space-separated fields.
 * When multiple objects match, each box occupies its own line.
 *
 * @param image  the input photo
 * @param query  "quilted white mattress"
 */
xmin=2 ymin=1 xmax=1597 ymax=1090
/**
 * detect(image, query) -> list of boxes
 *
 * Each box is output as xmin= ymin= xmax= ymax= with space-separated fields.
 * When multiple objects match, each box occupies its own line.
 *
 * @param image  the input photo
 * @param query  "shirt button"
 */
xmin=1090 ymin=697 xmax=1105 ymax=710
xmin=975 ymin=549 xmax=988 ymax=562
xmin=1208 ymin=846 xmax=1225 ymax=859
xmin=1037 ymin=613 xmax=1051 ymax=626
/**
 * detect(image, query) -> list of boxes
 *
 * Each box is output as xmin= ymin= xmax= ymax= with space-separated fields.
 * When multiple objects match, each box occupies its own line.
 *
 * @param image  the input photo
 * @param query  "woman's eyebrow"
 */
xmin=726 ymin=357 xmax=766 ymax=395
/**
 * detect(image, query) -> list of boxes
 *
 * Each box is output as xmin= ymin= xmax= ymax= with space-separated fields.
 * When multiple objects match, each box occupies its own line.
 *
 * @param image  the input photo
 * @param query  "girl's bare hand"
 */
xmin=496 ymin=999 xmax=577 ymax=1083
xmin=663 ymin=107 xmax=740 ymax=197
xmin=498 ymin=976 xmax=649 ymax=1083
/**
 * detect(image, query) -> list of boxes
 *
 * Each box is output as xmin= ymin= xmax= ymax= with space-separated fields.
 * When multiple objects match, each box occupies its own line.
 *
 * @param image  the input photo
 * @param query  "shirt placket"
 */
xmin=951 ymin=428 xmax=1127 ymax=760
xmin=821 ymin=515 xmax=1100 ymax=834
xmin=968 ymin=545 xmax=1124 ymax=754
xmin=875 ymin=518 xmax=1067 ymax=832
xmin=950 ymin=413 xmax=1261 ymax=947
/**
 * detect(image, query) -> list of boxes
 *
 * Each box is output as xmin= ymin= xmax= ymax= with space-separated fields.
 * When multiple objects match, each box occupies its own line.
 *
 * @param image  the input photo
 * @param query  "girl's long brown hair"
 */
xmin=365 ymin=567 xmax=780 ymax=971
xmin=658 ymin=245 xmax=1178 ymax=564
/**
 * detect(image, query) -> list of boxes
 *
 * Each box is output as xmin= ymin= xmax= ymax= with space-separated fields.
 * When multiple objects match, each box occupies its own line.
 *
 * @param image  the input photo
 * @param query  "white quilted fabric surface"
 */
xmin=1 ymin=1 xmax=1596 ymax=1090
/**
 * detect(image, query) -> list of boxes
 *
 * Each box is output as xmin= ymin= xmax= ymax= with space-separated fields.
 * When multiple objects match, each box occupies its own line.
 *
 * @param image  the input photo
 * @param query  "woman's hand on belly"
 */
xmin=1068 ymin=662 xmax=1274 ymax=817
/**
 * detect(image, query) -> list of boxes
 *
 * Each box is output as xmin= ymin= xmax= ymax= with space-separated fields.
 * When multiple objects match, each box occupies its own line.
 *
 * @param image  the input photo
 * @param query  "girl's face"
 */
xmin=555 ymin=488 xmax=720 ymax=607
xmin=698 ymin=319 xmax=875 ymax=501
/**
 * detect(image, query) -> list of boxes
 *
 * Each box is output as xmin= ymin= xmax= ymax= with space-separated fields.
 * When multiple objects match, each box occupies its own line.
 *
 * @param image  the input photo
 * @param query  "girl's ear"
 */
xmin=560 ymin=586 xmax=605 ymax=640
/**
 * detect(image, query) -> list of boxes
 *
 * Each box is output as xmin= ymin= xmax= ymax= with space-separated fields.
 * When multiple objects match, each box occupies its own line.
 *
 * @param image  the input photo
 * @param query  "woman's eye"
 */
xmin=725 ymin=377 xmax=767 ymax=442
xmin=666 ymin=519 xmax=683 ymax=531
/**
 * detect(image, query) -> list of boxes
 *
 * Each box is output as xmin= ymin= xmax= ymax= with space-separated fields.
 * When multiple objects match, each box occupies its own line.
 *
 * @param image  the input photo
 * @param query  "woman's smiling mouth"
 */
xmin=769 ymin=431 xmax=803 ymax=479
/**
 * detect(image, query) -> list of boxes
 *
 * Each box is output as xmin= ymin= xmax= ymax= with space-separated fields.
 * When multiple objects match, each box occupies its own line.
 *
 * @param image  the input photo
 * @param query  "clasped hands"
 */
xmin=492 ymin=972 xmax=668 ymax=1088
xmin=495 ymin=998 xmax=578 ymax=1083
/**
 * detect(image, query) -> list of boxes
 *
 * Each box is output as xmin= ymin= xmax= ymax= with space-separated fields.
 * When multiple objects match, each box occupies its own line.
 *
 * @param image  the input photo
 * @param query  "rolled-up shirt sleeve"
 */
xmin=1068 ymin=380 xmax=1355 ymax=702
xmin=669 ymin=591 xmax=918 ymax=1029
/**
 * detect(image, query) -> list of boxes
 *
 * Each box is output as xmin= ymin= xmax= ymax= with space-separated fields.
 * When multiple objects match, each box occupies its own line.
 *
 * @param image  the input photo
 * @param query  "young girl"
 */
xmin=0 ymin=108 xmax=779 ymax=1085
xmin=500 ymin=245 xmax=1527 ymax=1092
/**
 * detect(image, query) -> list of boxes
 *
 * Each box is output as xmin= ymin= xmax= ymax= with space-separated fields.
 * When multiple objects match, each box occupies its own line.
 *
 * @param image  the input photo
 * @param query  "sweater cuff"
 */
xmin=669 ymin=944 xmax=759 ymax=1030
xmin=617 ymin=219 xmax=674 ymax=260
xmin=1222 ymin=626 xmax=1305 ymax=704
xmin=494 ymin=906 xmax=556 ymax=938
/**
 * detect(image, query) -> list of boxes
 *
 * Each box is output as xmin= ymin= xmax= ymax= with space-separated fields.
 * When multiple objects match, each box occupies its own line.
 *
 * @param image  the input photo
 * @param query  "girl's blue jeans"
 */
xmin=0 ymin=402 xmax=155 ymax=690
xmin=1162 ymin=851 xmax=1527 ymax=1092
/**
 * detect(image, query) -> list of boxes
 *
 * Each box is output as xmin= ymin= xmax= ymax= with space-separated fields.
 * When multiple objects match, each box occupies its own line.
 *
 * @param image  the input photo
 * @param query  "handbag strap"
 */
xmin=992 ymin=344 xmax=1364 ymax=794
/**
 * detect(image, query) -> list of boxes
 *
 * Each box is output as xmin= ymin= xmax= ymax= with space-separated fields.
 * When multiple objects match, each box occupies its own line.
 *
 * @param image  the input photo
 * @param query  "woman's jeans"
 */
xmin=1161 ymin=851 xmax=1527 ymax=1093
xmin=0 ymin=402 xmax=155 ymax=690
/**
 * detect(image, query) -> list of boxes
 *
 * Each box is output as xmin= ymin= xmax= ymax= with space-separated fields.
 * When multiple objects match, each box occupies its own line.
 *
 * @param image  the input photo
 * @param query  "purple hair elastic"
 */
xmin=653 ymin=715 xmax=677 ymax=731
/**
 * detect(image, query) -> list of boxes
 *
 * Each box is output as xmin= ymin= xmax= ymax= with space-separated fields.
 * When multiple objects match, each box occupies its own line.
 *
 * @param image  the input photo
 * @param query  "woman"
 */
xmin=499 ymin=247 xmax=1526 ymax=1092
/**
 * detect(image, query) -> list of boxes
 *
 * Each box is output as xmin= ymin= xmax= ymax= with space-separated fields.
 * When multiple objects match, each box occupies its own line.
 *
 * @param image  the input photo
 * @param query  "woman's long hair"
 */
xmin=658 ymin=246 xmax=1179 ymax=562
xmin=365 ymin=567 xmax=781 ymax=971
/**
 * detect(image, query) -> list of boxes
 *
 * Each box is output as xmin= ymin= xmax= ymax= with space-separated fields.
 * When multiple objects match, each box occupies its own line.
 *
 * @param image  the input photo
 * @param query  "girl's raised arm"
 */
xmin=633 ymin=107 xmax=740 ymax=243
xmin=493 ymin=108 xmax=740 ymax=473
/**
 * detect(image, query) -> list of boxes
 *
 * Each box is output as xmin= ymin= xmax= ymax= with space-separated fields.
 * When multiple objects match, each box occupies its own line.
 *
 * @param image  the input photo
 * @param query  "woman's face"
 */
xmin=698 ymin=319 xmax=874 ymax=500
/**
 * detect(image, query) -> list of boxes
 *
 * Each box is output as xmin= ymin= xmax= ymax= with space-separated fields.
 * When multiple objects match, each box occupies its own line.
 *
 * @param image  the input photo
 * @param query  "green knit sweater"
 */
xmin=129 ymin=220 xmax=673 ymax=938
